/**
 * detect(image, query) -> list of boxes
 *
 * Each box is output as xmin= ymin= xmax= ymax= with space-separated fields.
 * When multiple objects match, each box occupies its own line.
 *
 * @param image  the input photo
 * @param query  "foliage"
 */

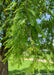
xmin=0 ymin=0 xmax=54 ymax=74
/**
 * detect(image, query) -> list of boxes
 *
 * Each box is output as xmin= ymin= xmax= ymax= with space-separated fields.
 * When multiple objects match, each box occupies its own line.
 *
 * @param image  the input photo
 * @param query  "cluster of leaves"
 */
xmin=0 ymin=0 xmax=54 ymax=74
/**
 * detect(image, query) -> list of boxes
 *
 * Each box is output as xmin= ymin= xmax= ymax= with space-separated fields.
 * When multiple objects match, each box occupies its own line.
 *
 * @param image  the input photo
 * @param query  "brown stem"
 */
xmin=25 ymin=0 xmax=37 ymax=58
